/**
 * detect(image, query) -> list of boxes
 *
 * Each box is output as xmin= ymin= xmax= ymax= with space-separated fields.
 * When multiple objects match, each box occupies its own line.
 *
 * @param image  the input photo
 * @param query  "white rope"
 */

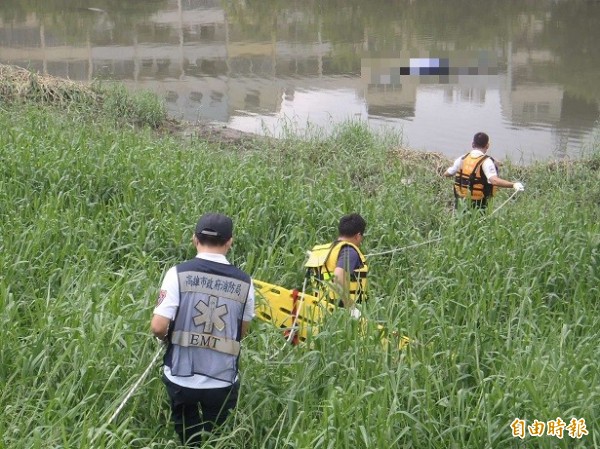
xmin=366 ymin=190 xmax=521 ymax=258
xmin=89 ymin=345 xmax=163 ymax=444
xmin=366 ymin=236 xmax=444 ymax=257
xmin=106 ymin=346 xmax=163 ymax=426
xmin=487 ymin=189 xmax=520 ymax=217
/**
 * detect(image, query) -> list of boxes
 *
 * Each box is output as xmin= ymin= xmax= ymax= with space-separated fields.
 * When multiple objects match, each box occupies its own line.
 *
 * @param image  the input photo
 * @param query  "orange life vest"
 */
xmin=453 ymin=153 xmax=498 ymax=201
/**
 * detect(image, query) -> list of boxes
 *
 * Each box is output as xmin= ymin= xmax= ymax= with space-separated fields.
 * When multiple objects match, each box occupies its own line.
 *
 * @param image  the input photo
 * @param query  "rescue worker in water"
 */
xmin=443 ymin=132 xmax=524 ymax=209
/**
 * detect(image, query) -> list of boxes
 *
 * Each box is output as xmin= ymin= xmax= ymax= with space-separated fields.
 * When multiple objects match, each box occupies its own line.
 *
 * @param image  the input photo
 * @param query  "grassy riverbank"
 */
xmin=1 ymin=68 xmax=599 ymax=449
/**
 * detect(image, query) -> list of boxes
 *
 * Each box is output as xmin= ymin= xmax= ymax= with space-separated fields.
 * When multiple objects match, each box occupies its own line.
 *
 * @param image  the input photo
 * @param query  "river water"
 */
xmin=1 ymin=0 xmax=599 ymax=162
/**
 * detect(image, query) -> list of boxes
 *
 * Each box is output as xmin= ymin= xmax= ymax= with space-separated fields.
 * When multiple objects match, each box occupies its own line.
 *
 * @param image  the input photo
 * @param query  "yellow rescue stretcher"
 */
xmin=253 ymin=279 xmax=410 ymax=349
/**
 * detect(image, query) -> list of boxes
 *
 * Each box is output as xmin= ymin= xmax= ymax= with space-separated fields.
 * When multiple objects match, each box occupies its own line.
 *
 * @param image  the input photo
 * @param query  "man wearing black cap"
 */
xmin=151 ymin=213 xmax=255 ymax=446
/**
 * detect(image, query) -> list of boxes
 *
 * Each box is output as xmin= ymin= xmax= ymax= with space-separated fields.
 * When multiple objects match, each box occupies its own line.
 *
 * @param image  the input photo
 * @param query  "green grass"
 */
xmin=0 ymin=88 xmax=598 ymax=449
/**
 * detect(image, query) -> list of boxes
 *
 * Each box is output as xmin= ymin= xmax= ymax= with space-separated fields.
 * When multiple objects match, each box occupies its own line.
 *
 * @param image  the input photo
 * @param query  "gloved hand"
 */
xmin=349 ymin=307 xmax=362 ymax=319
xmin=513 ymin=182 xmax=525 ymax=192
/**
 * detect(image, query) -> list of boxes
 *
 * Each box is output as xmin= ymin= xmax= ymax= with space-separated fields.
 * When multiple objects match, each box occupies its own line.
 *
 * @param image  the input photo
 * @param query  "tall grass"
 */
xmin=0 ymin=92 xmax=598 ymax=449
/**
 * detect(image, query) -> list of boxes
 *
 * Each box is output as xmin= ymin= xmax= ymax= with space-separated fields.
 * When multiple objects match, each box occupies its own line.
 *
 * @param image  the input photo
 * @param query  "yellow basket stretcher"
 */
xmin=253 ymin=279 xmax=409 ymax=349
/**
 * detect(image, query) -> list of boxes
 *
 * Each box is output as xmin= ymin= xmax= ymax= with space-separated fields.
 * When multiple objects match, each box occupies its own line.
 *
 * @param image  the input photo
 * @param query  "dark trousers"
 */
xmin=455 ymin=197 xmax=488 ymax=211
xmin=163 ymin=375 xmax=239 ymax=447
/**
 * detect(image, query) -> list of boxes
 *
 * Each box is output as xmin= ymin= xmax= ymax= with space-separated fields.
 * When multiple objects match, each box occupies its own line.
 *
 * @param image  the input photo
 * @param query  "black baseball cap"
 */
xmin=195 ymin=213 xmax=233 ymax=240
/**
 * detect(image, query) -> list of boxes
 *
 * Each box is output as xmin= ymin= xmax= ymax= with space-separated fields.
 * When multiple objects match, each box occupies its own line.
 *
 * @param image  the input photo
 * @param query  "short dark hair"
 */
xmin=338 ymin=213 xmax=366 ymax=237
xmin=473 ymin=132 xmax=489 ymax=149
xmin=196 ymin=233 xmax=230 ymax=247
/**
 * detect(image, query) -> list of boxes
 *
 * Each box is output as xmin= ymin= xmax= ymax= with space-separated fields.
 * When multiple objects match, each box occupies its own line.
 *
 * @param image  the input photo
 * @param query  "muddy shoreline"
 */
xmin=162 ymin=116 xmax=452 ymax=170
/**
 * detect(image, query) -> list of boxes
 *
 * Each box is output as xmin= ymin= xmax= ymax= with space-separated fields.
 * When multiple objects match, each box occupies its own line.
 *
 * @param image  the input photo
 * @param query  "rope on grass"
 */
xmin=487 ymin=189 xmax=519 ymax=218
xmin=366 ymin=190 xmax=521 ymax=258
xmin=366 ymin=237 xmax=444 ymax=257
xmin=106 ymin=346 xmax=163 ymax=426
xmin=89 ymin=345 xmax=162 ymax=444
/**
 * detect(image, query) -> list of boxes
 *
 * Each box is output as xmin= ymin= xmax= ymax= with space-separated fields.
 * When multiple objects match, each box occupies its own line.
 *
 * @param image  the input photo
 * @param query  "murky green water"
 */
xmin=1 ymin=0 xmax=599 ymax=161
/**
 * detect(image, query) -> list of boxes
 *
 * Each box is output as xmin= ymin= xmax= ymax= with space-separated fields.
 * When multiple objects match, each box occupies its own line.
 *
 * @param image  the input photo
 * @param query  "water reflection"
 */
xmin=0 ymin=0 xmax=598 ymax=162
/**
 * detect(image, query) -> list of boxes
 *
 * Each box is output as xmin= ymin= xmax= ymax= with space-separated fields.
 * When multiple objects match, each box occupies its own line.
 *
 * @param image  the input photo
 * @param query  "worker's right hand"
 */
xmin=513 ymin=182 xmax=525 ymax=192
xmin=349 ymin=307 xmax=362 ymax=319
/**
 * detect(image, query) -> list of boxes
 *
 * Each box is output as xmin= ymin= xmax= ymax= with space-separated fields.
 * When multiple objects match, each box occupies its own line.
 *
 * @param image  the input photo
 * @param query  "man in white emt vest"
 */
xmin=151 ymin=213 xmax=255 ymax=446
